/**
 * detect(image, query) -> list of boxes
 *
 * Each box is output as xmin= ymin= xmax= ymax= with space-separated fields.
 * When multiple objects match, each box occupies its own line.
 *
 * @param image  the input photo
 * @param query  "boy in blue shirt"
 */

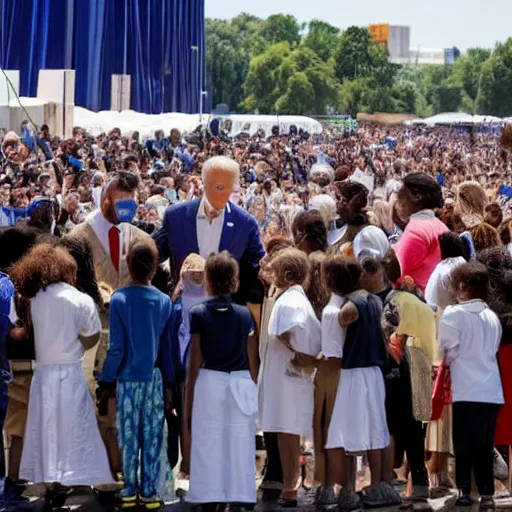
xmin=100 ymin=239 xmax=174 ymax=510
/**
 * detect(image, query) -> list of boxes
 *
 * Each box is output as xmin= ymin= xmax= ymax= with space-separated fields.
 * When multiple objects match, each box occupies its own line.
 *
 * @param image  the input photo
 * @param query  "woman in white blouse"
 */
xmin=9 ymin=243 xmax=113 ymax=486
xmin=258 ymin=248 xmax=322 ymax=507
xmin=439 ymin=261 xmax=503 ymax=510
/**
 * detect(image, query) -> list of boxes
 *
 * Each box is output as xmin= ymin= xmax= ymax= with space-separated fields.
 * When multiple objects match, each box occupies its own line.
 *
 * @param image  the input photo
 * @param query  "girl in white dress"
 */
xmin=8 ymin=243 xmax=113 ymax=486
xmin=325 ymin=256 xmax=391 ymax=510
xmin=259 ymin=248 xmax=322 ymax=507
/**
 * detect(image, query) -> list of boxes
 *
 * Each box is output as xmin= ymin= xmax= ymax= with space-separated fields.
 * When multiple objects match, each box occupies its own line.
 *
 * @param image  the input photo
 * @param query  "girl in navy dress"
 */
xmin=184 ymin=251 xmax=259 ymax=512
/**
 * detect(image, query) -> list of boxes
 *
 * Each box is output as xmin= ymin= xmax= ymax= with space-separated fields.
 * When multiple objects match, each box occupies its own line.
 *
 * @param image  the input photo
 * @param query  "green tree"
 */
xmin=242 ymin=44 xmax=339 ymax=115
xmin=476 ymin=40 xmax=512 ymax=116
xmin=338 ymin=78 xmax=372 ymax=117
xmin=391 ymin=81 xmax=418 ymax=113
xmin=333 ymin=27 xmax=390 ymax=83
xmin=258 ymin=14 xmax=301 ymax=48
xmin=205 ymin=15 xmax=264 ymax=110
xmin=240 ymin=42 xmax=291 ymax=113
xmin=303 ymin=20 xmax=340 ymax=61
xmin=452 ymin=49 xmax=491 ymax=102
xmin=275 ymin=73 xmax=316 ymax=114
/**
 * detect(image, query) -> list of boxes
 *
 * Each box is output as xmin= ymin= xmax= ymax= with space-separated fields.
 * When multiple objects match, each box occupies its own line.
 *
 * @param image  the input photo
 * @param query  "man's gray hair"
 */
xmin=201 ymin=156 xmax=240 ymax=184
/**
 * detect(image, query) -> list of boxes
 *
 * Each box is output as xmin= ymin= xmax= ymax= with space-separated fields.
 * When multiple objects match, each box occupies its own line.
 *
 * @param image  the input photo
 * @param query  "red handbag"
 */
xmin=431 ymin=361 xmax=452 ymax=421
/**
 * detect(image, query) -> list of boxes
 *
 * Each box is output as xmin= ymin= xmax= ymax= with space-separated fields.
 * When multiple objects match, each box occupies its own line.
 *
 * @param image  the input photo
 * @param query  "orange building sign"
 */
xmin=369 ymin=23 xmax=390 ymax=43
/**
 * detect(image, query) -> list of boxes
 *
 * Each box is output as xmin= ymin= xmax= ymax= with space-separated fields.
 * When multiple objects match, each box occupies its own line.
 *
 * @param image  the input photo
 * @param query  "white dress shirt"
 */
xmin=440 ymin=299 xmax=504 ymax=405
xmin=86 ymin=210 xmax=130 ymax=259
xmin=196 ymin=196 xmax=225 ymax=260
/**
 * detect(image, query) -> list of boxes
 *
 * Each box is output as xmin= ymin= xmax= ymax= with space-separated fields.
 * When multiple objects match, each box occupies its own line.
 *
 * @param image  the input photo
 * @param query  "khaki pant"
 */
xmin=4 ymin=371 xmax=32 ymax=440
xmin=83 ymin=334 xmax=121 ymax=474
xmin=313 ymin=359 xmax=341 ymax=485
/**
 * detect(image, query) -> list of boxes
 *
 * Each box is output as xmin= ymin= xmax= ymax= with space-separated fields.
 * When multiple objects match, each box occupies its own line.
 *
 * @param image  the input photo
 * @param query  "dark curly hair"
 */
xmin=292 ymin=210 xmax=328 ymax=253
xmin=305 ymin=251 xmax=330 ymax=320
xmin=8 ymin=243 xmax=77 ymax=299
xmin=127 ymin=239 xmax=159 ymax=284
xmin=270 ymin=248 xmax=310 ymax=288
xmin=0 ymin=225 xmax=42 ymax=271
xmin=439 ymin=232 xmax=470 ymax=261
xmin=60 ymin=236 xmax=102 ymax=304
xmin=205 ymin=251 xmax=239 ymax=296
xmin=477 ymin=246 xmax=512 ymax=311
xmin=451 ymin=261 xmax=490 ymax=301
xmin=322 ymin=255 xmax=362 ymax=296
xmin=403 ymin=172 xmax=443 ymax=210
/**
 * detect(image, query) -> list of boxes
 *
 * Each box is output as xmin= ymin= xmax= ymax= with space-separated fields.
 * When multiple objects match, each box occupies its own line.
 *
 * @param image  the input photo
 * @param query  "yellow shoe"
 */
xmin=140 ymin=495 xmax=162 ymax=510
xmin=121 ymin=495 xmax=138 ymax=508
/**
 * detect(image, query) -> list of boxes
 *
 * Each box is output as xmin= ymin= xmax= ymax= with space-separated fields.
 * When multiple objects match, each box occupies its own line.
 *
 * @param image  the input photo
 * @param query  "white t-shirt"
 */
xmin=321 ymin=293 xmax=346 ymax=359
xmin=259 ymin=285 xmax=321 ymax=436
xmin=425 ymin=257 xmax=466 ymax=311
xmin=439 ymin=300 xmax=504 ymax=405
xmin=31 ymin=283 xmax=101 ymax=365
xmin=268 ymin=285 xmax=322 ymax=356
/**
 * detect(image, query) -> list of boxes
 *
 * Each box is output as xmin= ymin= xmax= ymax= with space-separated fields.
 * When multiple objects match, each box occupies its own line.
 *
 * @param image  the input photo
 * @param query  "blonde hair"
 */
xmin=309 ymin=194 xmax=337 ymax=228
xmin=201 ymin=156 xmax=240 ymax=185
xmin=372 ymin=199 xmax=394 ymax=234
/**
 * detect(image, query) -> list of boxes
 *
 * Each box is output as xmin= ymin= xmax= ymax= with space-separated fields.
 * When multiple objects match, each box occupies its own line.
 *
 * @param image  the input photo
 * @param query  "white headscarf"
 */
xmin=353 ymin=225 xmax=390 ymax=260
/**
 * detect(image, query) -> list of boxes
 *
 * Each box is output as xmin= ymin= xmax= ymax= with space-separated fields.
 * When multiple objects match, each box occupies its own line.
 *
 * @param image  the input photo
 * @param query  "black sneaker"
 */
xmin=455 ymin=495 xmax=474 ymax=508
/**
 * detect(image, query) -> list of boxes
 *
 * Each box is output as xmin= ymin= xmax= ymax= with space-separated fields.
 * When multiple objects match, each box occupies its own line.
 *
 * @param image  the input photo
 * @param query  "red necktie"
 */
xmin=108 ymin=226 xmax=120 ymax=271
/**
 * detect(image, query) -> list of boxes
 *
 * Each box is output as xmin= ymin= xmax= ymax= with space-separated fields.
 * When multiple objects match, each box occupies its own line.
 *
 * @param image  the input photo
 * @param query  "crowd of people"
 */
xmin=1 ymin=119 xmax=512 ymax=511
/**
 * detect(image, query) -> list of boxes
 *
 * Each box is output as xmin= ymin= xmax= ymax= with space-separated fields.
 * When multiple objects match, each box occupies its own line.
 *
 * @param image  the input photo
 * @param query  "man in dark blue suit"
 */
xmin=154 ymin=156 xmax=265 ymax=304
xmin=154 ymin=156 xmax=265 ymax=474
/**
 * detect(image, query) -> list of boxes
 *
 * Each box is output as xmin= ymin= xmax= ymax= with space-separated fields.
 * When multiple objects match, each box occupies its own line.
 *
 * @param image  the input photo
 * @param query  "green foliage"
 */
xmin=476 ymin=40 xmax=512 ymax=117
xmin=275 ymin=72 xmax=316 ymax=114
xmin=206 ymin=13 xmax=512 ymax=117
xmin=258 ymin=14 xmax=301 ymax=48
xmin=303 ymin=20 xmax=340 ymax=61
xmin=205 ymin=15 xmax=264 ymax=109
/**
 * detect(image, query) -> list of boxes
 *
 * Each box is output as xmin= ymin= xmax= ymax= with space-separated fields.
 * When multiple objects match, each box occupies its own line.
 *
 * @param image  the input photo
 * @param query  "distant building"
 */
xmin=369 ymin=23 xmax=459 ymax=65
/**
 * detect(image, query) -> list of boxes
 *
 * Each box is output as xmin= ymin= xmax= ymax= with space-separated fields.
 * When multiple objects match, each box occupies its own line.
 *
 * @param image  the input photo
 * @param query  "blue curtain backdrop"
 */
xmin=0 ymin=0 xmax=205 ymax=114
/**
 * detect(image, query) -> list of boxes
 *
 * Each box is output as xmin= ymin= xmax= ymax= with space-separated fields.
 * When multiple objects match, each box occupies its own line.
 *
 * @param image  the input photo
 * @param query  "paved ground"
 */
xmin=12 ymin=486 xmax=460 ymax=512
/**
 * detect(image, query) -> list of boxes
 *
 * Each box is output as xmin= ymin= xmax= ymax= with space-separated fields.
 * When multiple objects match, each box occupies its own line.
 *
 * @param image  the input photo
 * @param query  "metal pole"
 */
xmin=191 ymin=46 xmax=199 ymax=115
xmin=63 ymin=71 xmax=67 ymax=138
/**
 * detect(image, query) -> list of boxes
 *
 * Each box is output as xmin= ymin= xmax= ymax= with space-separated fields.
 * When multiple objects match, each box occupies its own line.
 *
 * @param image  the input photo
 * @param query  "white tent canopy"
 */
xmin=73 ymin=108 xmax=323 ymax=139
xmin=227 ymin=114 xmax=322 ymax=137
xmin=407 ymin=112 xmax=503 ymax=126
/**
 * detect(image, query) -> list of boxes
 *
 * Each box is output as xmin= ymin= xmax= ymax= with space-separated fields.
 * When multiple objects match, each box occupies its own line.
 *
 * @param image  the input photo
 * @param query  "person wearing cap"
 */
xmin=67 ymin=171 xmax=154 ymax=478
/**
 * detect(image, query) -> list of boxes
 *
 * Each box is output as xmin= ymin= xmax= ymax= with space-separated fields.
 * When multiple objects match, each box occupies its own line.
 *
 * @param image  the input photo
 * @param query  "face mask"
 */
xmin=165 ymin=188 xmax=177 ymax=202
xmin=115 ymin=199 xmax=137 ymax=223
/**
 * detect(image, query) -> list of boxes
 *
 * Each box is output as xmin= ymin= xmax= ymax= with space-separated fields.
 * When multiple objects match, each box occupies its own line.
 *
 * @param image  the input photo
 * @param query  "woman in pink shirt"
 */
xmin=394 ymin=173 xmax=448 ymax=292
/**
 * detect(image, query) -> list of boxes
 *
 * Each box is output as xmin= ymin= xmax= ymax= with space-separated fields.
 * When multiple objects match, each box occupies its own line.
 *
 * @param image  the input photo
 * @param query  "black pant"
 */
xmin=385 ymin=360 xmax=429 ymax=488
xmin=262 ymin=432 xmax=283 ymax=484
xmin=452 ymin=401 xmax=500 ymax=496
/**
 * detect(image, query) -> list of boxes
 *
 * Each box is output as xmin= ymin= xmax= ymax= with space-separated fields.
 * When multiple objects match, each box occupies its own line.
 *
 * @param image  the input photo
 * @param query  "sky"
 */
xmin=205 ymin=0 xmax=511 ymax=51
